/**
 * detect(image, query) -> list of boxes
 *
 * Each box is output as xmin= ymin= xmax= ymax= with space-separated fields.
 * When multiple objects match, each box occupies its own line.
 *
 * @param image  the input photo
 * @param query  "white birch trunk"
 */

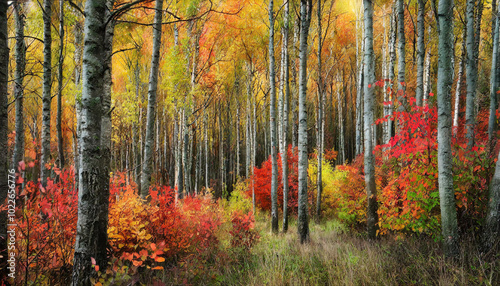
xmin=297 ymin=0 xmax=312 ymax=244
xmin=269 ymin=0 xmax=279 ymax=233
xmin=282 ymin=0 xmax=290 ymax=233
xmin=355 ymin=3 xmax=364 ymax=156
xmin=141 ymin=0 xmax=164 ymax=198
xmin=315 ymin=0 xmax=323 ymax=221
xmin=488 ymin=5 xmax=499 ymax=144
xmin=465 ymin=0 xmax=479 ymax=149
xmin=396 ymin=0 xmax=406 ymax=112
xmin=72 ymin=0 xmax=112 ymax=283
xmin=57 ymin=0 xmax=65 ymax=168
xmin=453 ymin=39 xmax=466 ymax=137
xmin=416 ymin=0 xmax=425 ymax=107
xmin=436 ymin=0 xmax=459 ymax=258
xmin=12 ymin=1 xmax=25 ymax=172
xmin=363 ymin=0 xmax=378 ymax=240
xmin=41 ymin=0 xmax=53 ymax=187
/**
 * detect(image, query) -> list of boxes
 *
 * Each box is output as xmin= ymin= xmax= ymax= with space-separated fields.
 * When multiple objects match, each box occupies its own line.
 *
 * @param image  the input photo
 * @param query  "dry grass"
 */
xmin=215 ymin=219 xmax=499 ymax=286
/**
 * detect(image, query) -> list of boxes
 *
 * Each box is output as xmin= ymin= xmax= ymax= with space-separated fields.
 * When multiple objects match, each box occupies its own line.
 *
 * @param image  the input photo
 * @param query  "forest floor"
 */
xmin=204 ymin=216 xmax=498 ymax=286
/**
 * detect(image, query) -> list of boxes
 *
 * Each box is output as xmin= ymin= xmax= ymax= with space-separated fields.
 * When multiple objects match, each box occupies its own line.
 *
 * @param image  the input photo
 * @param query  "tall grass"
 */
xmin=214 ymin=218 xmax=498 ymax=286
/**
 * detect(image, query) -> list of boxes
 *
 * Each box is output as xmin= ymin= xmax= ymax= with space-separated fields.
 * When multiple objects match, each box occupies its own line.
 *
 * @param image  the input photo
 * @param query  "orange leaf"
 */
xmin=132 ymin=260 xmax=143 ymax=267
xmin=155 ymin=256 xmax=165 ymax=263
xmin=151 ymin=266 xmax=164 ymax=270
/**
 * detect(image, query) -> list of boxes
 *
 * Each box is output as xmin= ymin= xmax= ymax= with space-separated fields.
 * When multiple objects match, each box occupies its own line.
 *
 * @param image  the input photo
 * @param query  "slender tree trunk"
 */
xmin=135 ymin=111 xmax=142 ymax=192
xmin=355 ymin=4 xmax=364 ymax=156
xmin=269 ymin=0 xmax=279 ymax=234
xmin=195 ymin=129 xmax=201 ymax=194
xmin=281 ymin=0 xmax=290 ymax=233
xmin=56 ymin=0 xmax=65 ymax=169
xmin=337 ymin=75 xmax=345 ymax=164
xmin=219 ymin=104 xmax=225 ymax=199
xmin=141 ymin=0 xmax=163 ymax=198
xmin=246 ymin=102 xmax=251 ymax=178
xmin=183 ymin=120 xmax=190 ymax=196
xmin=484 ymin=138 xmax=500 ymax=253
xmin=100 ymin=0 xmax=115 ymax=214
xmin=178 ymin=111 xmax=184 ymax=199
xmin=315 ymin=0 xmax=323 ymax=222
xmin=382 ymin=13 xmax=389 ymax=147
xmin=454 ymin=33 xmax=466 ymax=137
xmin=292 ymin=18 xmax=299 ymax=151
xmin=204 ymin=111 xmax=209 ymax=190
xmin=384 ymin=8 xmax=396 ymax=147
xmin=465 ymin=0 xmax=480 ymax=149
xmin=0 ymin=0 xmax=9 ymax=280
xmin=173 ymin=112 xmax=180 ymax=192
xmin=363 ymin=0 xmax=378 ymax=240
xmin=72 ymin=0 xmax=112 ymax=283
xmin=73 ymin=5 xmax=83 ymax=189
xmin=488 ymin=5 xmax=499 ymax=145
xmin=416 ymin=0 xmax=425 ymax=107
xmin=236 ymin=102 xmax=240 ymax=179
xmin=297 ymin=0 xmax=312 ymax=244
xmin=12 ymin=1 xmax=25 ymax=172
xmin=252 ymin=85 xmax=257 ymax=214
xmin=423 ymin=25 xmax=432 ymax=103
xmin=41 ymin=0 xmax=53 ymax=187
xmin=397 ymin=0 xmax=407 ymax=112
xmin=436 ymin=0 xmax=459 ymax=258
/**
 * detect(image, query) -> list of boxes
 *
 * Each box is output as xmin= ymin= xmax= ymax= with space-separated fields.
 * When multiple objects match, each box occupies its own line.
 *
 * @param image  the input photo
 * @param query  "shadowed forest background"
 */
xmin=0 ymin=0 xmax=500 ymax=285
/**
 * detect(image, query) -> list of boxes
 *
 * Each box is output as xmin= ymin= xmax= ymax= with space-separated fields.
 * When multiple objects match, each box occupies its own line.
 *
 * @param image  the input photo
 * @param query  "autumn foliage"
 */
xmin=248 ymin=146 xmax=299 ymax=213
xmin=374 ymin=94 xmax=495 ymax=236
xmin=14 ymin=171 xmax=258 ymax=285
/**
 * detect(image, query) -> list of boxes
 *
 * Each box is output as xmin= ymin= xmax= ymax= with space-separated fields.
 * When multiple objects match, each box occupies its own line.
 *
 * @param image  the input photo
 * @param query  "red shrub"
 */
xmin=248 ymin=145 xmax=299 ymax=213
xmin=229 ymin=211 xmax=259 ymax=250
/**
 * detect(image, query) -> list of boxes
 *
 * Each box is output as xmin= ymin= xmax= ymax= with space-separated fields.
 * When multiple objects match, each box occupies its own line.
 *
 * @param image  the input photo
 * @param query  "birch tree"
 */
xmin=363 ymin=0 xmax=378 ymax=240
xmin=396 ymin=0 xmax=406 ymax=111
xmin=436 ymin=0 xmax=459 ymax=258
xmin=423 ymin=25 xmax=432 ymax=103
xmin=141 ymin=0 xmax=164 ymax=199
xmin=269 ymin=0 xmax=279 ymax=234
xmin=315 ymin=0 xmax=324 ymax=221
xmin=385 ymin=5 xmax=396 ymax=146
xmin=298 ymin=0 xmax=312 ymax=244
xmin=280 ymin=0 xmax=291 ymax=233
xmin=453 ymin=29 xmax=466 ymax=136
xmin=57 ymin=0 xmax=65 ymax=168
xmin=484 ymin=0 xmax=500 ymax=253
xmin=12 ymin=1 xmax=26 ymax=172
xmin=416 ymin=0 xmax=425 ymax=107
xmin=355 ymin=2 xmax=364 ymax=156
xmin=72 ymin=0 xmax=113 ymax=283
xmin=465 ymin=0 xmax=481 ymax=149
xmin=41 ymin=0 xmax=53 ymax=187
xmin=488 ymin=2 xmax=499 ymax=145
xmin=73 ymin=1 xmax=84 ymax=189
